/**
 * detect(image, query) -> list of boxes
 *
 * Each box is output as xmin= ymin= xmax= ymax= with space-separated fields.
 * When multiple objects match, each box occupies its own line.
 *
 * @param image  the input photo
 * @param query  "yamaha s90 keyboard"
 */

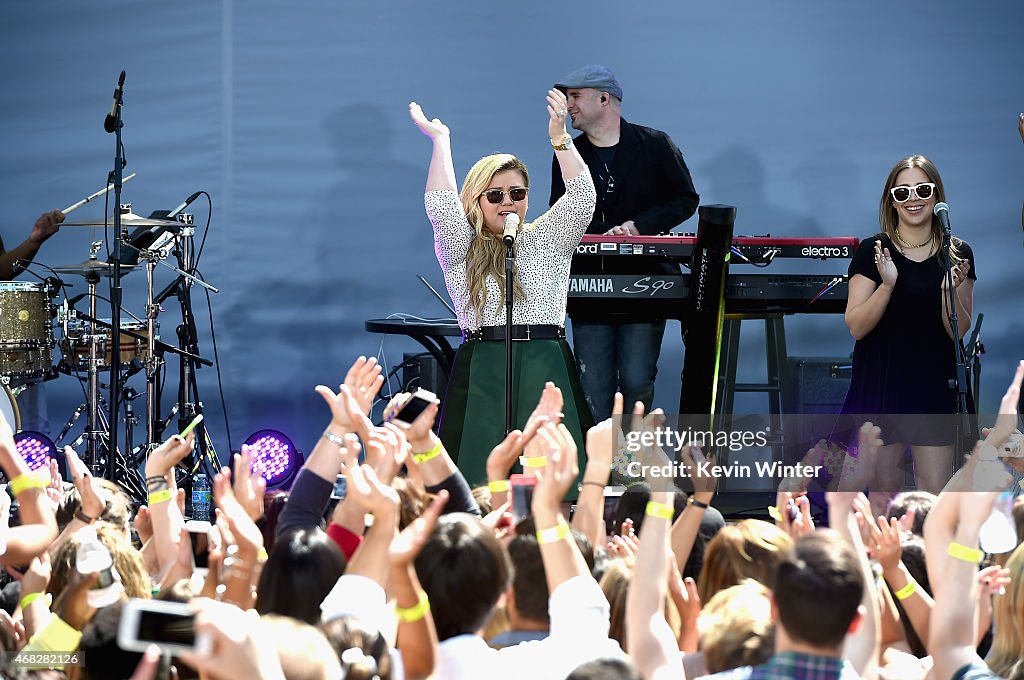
xmin=567 ymin=273 xmax=848 ymax=317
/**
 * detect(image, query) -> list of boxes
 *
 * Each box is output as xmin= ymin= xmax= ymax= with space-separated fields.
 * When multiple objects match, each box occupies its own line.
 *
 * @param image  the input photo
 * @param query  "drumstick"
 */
xmin=62 ymin=173 xmax=137 ymax=215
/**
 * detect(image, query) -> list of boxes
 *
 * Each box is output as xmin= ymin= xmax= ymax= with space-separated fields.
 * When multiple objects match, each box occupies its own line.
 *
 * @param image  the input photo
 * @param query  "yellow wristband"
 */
xmin=26 ymin=614 xmax=83 ymax=654
xmin=258 ymin=547 xmax=269 ymax=562
xmin=536 ymin=520 xmax=571 ymax=544
xmin=520 ymin=456 xmax=547 ymax=468
xmin=488 ymin=480 xmax=511 ymax=493
xmin=412 ymin=442 xmax=444 ymax=464
xmin=19 ymin=592 xmax=51 ymax=610
xmin=395 ymin=591 xmax=430 ymax=623
xmin=947 ymin=542 xmax=983 ymax=564
xmin=9 ymin=472 xmax=47 ymax=497
xmin=894 ymin=580 xmax=917 ymax=601
xmin=645 ymin=501 xmax=675 ymax=520
xmin=148 ymin=489 xmax=174 ymax=506
xmin=767 ymin=505 xmax=782 ymax=522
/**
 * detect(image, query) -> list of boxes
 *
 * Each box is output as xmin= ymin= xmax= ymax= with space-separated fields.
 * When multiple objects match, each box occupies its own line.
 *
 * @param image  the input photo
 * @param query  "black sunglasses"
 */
xmin=482 ymin=187 xmax=529 ymax=204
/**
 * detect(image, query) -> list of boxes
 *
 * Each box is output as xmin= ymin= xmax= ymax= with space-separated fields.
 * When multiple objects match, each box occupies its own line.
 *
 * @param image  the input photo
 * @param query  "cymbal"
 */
xmin=61 ymin=212 xmax=183 ymax=229
xmin=51 ymin=259 xmax=137 ymax=278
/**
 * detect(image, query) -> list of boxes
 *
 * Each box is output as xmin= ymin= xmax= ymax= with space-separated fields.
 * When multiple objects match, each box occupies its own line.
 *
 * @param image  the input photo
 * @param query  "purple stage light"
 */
xmin=242 ymin=429 xmax=299 ymax=489
xmin=13 ymin=431 xmax=56 ymax=472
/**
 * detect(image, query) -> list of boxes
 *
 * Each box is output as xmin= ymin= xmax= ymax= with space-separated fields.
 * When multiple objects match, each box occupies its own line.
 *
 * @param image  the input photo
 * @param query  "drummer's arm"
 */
xmin=0 ymin=210 xmax=64 ymax=280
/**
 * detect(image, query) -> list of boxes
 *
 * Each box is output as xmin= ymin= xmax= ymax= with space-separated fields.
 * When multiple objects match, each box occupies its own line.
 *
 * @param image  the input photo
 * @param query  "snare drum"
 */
xmin=0 ymin=282 xmax=55 ymax=380
xmin=61 ymin=320 xmax=156 ymax=372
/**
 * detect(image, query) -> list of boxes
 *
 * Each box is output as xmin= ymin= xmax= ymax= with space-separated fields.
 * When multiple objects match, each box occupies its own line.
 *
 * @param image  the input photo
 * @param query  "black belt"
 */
xmin=462 ymin=324 xmax=566 ymax=343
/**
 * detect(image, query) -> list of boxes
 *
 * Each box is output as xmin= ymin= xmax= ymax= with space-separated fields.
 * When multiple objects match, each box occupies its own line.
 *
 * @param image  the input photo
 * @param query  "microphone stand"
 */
xmin=504 ymin=238 xmax=515 ymax=435
xmin=941 ymin=223 xmax=974 ymax=457
xmin=106 ymin=73 xmax=126 ymax=483
xmin=173 ymin=223 xmax=222 ymax=513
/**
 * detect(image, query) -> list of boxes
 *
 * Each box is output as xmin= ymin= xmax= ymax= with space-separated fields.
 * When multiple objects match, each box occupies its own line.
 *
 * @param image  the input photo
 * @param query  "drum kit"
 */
xmin=1 ymin=200 xmax=219 ymax=502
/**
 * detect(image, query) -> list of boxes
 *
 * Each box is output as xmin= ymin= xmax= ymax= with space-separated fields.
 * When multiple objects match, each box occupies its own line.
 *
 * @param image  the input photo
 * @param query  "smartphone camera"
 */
xmin=118 ymin=598 xmax=212 ymax=656
xmin=390 ymin=388 xmax=439 ymax=427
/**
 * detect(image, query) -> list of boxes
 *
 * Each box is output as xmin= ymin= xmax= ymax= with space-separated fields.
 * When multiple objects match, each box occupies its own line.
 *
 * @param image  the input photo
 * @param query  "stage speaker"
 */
xmin=401 ymin=352 xmax=448 ymax=397
xmin=786 ymin=356 xmax=852 ymax=414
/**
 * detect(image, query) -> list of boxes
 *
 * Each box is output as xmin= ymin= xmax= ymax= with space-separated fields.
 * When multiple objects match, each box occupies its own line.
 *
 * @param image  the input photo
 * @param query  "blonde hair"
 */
xmin=878 ymin=155 xmax=965 ymax=264
xmin=699 ymin=579 xmax=775 ymax=674
xmin=48 ymin=521 xmax=152 ymax=600
xmin=986 ymin=542 xmax=1024 ymax=679
xmin=460 ymin=154 xmax=529 ymax=322
xmin=697 ymin=519 xmax=793 ymax=604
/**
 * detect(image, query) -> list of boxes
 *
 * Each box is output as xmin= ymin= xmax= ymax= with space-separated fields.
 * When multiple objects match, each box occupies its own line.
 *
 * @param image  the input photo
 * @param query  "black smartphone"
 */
xmin=392 ymin=388 xmax=439 ymax=426
xmin=511 ymin=474 xmax=535 ymax=525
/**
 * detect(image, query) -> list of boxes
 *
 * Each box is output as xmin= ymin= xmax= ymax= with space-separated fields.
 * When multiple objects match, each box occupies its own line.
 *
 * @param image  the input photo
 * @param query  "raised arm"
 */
xmin=547 ymin=89 xmax=588 ymax=182
xmin=409 ymin=102 xmax=457 ymax=193
xmin=0 ymin=210 xmax=63 ymax=280
xmin=627 ymin=489 xmax=686 ymax=680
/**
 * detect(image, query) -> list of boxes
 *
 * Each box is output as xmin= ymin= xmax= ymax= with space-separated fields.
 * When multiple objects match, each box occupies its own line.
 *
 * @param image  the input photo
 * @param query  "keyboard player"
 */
xmin=550 ymin=65 xmax=699 ymax=420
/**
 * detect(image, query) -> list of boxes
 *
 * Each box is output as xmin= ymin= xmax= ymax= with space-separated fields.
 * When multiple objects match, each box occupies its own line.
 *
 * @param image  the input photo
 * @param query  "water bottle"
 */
xmin=75 ymin=526 xmax=123 ymax=608
xmin=191 ymin=474 xmax=211 ymax=522
xmin=975 ymin=447 xmax=1017 ymax=555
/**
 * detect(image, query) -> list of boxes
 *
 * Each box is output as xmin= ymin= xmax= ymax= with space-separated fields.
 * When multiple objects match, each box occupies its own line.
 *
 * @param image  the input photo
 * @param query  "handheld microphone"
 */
xmin=167 ymin=191 xmax=202 ymax=219
xmin=502 ymin=212 xmax=521 ymax=247
xmin=933 ymin=202 xmax=951 ymax=236
xmin=103 ymin=71 xmax=126 ymax=133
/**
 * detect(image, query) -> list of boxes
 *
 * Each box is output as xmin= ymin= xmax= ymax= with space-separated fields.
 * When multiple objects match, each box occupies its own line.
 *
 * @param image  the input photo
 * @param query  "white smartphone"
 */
xmin=117 ymin=598 xmax=212 ymax=656
xmin=185 ymin=520 xmax=212 ymax=569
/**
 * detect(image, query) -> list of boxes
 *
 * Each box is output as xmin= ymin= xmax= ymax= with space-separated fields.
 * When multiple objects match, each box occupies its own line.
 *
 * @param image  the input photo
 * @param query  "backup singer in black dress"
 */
xmin=842 ymin=155 xmax=975 ymax=496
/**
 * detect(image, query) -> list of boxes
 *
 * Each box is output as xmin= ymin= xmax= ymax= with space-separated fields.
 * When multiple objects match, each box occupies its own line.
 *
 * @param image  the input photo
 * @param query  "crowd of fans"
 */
xmin=0 ymin=355 xmax=1023 ymax=680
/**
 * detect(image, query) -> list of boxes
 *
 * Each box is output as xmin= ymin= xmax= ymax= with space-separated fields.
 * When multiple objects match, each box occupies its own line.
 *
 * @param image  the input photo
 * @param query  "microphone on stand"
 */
xmin=103 ymin=71 xmax=126 ymax=133
xmin=502 ymin=212 xmax=520 ymax=247
xmin=167 ymin=191 xmax=202 ymax=219
xmin=933 ymin=202 xmax=952 ymax=237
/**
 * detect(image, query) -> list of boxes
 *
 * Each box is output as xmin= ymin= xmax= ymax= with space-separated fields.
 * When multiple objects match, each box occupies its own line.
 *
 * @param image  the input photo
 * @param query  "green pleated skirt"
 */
xmin=438 ymin=338 xmax=594 ymax=497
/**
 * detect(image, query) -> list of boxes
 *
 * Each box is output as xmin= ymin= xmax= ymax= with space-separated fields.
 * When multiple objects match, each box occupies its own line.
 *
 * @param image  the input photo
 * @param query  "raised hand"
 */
xmin=144 ymin=431 xmax=196 ymax=479
xmin=0 ymin=407 xmax=29 ymax=480
xmin=29 ymin=209 xmax=63 ymax=245
xmin=487 ymin=415 xmax=547 ymax=482
xmin=874 ymin=239 xmax=897 ymax=289
xmin=941 ymin=259 xmax=971 ymax=292
xmin=369 ymin=423 xmax=411 ymax=485
xmin=383 ymin=391 xmax=440 ymax=440
xmin=315 ymin=382 xmax=372 ymax=437
xmin=530 ymin=423 xmax=580 ymax=514
xmin=585 ymin=392 xmax=624 ymax=474
xmin=835 ymin=423 xmax=882 ymax=492
xmin=546 ymin=88 xmax=569 ymax=144
xmin=65 ymin=446 xmax=105 ymax=520
xmin=345 ymin=464 xmax=399 ymax=519
xmin=343 ymin=356 xmax=384 ymax=416
xmin=212 ymin=469 xmax=264 ymax=560
xmin=231 ymin=445 xmax=267 ymax=522
xmin=390 ymin=490 xmax=448 ymax=566
xmin=867 ymin=514 xmax=903 ymax=574
xmin=409 ymin=102 xmax=450 ymax=141
xmin=985 ymin=360 xmax=1024 ymax=451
